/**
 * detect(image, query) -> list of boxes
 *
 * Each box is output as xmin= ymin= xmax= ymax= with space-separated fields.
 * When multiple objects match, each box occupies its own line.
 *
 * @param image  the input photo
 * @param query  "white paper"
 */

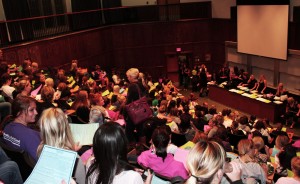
xmin=25 ymin=145 xmax=77 ymax=184
xmin=69 ymin=123 xmax=99 ymax=145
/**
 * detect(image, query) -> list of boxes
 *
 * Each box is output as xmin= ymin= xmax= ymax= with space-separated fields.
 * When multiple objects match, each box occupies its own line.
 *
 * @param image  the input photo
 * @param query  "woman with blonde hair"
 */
xmin=125 ymin=68 xmax=148 ymax=144
xmin=186 ymin=141 xmax=242 ymax=184
xmin=231 ymin=139 xmax=266 ymax=184
xmin=45 ymin=77 xmax=54 ymax=88
xmin=38 ymin=107 xmax=85 ymax=184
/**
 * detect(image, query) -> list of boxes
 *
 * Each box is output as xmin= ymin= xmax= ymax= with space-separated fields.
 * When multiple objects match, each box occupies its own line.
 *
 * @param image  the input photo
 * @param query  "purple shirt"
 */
xmin=3 ymin=122 xmax=41 ymax=161
xmin=137 ymin=150 xmax=189 ymax=179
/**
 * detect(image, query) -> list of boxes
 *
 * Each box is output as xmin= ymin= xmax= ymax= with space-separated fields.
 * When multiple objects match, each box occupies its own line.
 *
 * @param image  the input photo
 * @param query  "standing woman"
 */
xmin=86 ymin=123 xmax=152 ymax=184
xmin=2 ymin=96 xmax=40 ymax=161
xmin=125 ymin=68 xmax=148 ymax=144
xmin=37 ymin=107 xmax=85 ymax=184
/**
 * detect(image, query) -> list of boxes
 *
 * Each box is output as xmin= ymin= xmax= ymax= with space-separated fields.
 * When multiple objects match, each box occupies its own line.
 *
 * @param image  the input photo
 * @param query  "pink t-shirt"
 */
xmin=137 ymin=150 xmax=189 ymax=179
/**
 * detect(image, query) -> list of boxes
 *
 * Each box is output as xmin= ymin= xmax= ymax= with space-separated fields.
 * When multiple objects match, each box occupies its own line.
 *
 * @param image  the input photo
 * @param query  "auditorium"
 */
xmin=0 ymin=0 xmax=300 ymax=184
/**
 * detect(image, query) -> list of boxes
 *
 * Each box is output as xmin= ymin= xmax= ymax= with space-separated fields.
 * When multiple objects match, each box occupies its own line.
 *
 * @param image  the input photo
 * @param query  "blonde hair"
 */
xmin=238 ymin=139 xmax=253 ymax=156
xmin=38 ymin=108 xmax=75 ymax=156
xmin=126 ymin=68 xmax=139 ymax=82
xmin=252 ymin=136 xmax=264 ymax=151
xmin=186 ymin=141 xmax=226 ymax=184
xmin=45 ymin=78 xmax=54 ymax=88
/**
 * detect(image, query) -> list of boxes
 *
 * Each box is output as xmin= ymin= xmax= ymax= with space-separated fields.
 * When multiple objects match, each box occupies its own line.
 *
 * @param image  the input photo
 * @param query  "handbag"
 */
xmin=126 ymin=85 xmax=152 ymax=124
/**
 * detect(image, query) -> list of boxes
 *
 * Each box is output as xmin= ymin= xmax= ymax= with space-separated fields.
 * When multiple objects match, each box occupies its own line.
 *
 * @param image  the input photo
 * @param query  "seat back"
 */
xmin=0 ymin=138 xmax=36 ymax=181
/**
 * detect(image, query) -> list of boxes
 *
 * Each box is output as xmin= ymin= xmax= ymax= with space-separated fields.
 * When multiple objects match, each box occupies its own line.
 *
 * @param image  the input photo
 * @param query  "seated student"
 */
xmin=55 ymin=87 xmax=72 ymax=112
xmin=36 ymin=86 xmax=55 ymax=119
xmin=269 ymin=135 xmax=289 ymax=157
xmin=251 ymin=120 xmax=272 ymax=143
xmin=38 ymin=107 xmax=85 ymax=184
xmin=284 ymin=97 xmax=299 ymax=129
xmin=252 ymin=136 xmax=269 ymax=164
xmin=13 ymin=79 xmax=32 ymax=98
xmin=274 ymin=144 xmax=297 ymax=183
xmin=138 ymin=126 xmax=189 ymax=179
xmin=0 ymin=147 xmax=23 ymax=184
xmin=238 ymin=115 xmax=251 ymax=135
xmin=179 ymin=105 xmax=192 ymax=133
xmin=276 ymin=156 xmax=300 ymax=184
xmin=86 ymin=123 xmax=153 ymax=184
xmin=2 ymin=96 xmax=41 ymax=161
xmin=191 ymin=109 xmax=207 ymax=132
xmin=1 ymin=73 xmax=16 ymax=100
xmin=206 ymin=115 xmax=224 ymax=139
xmin=214 ymin=126 xmax=233 ymax=152
xmin=204 ymin=106 xmax=217 ymax=122
xmin=231 ymin=139 xmax=267 ymax=184
xmin=89 ymin=105 xmax=107 ymax=125
xmin=186 ymin=140 xmax=243 ymax=184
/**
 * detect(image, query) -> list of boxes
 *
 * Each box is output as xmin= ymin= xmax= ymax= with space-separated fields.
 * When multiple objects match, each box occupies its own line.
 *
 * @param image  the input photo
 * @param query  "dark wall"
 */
xmin=3 ymin=19 xmax=218 ymax=80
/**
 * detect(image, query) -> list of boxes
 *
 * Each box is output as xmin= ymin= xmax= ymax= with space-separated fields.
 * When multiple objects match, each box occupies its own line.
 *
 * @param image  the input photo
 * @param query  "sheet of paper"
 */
xmin=30 ymin=84 xmax=42 ymax=97
xmin=25 ymin=145 xmax=77 ymax=184
xmin=69 ymin=123 xmax=99 ymax=145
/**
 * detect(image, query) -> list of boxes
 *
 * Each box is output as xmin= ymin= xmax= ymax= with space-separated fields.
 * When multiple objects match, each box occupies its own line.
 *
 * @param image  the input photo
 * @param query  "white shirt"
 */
xmin=1 ymin=85 xmax=15 ymax=99
xmin=276 ymin=177 xmax=300 ymax=184
xmin=223 ymin=119 xmax=233 ymax=128
xmin=87 ymin=158 xmax=143 ymax=184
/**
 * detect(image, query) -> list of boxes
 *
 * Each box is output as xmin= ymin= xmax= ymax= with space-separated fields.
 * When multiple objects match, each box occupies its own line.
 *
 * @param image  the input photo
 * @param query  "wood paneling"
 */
xmin=2 ymin=19 xmax=237 ymax=80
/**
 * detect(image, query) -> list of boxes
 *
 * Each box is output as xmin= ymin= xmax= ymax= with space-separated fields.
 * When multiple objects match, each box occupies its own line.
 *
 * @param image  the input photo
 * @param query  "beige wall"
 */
xmin=226 ymin=42 xmax=300 ymax=94
xmin=0 ymin=0 xmax=6 ymax=21
xmin=211 ymin=0 xmax=235 ymax=19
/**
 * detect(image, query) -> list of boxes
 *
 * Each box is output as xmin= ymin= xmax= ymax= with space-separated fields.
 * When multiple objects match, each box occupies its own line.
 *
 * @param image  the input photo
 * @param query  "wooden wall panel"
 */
xmin=2 ymin=19 xmax=239 ymax=80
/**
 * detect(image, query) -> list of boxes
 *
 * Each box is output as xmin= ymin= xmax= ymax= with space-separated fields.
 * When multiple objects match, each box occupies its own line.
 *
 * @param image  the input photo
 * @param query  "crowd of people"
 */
xmin=0 ymin=54 xmax=300 ymax=184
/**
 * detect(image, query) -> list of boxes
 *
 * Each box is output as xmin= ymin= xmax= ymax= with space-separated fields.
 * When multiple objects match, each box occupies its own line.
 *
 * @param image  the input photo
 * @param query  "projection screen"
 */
xmin=237 ymin=0 xmax=289 ymax=60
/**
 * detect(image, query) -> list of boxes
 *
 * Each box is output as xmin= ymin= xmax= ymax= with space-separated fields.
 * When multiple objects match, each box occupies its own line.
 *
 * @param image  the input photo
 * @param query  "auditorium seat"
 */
xmin=0 ymin=138 xmax=36 ymax=181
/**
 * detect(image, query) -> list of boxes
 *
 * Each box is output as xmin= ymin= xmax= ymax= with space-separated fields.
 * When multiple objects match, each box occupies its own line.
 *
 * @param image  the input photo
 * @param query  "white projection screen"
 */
xmin=237 ymin=0 xmax=289 ymax=60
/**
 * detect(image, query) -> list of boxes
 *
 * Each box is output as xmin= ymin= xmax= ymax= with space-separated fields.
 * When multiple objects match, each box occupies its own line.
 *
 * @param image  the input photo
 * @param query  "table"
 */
xmin=208 ymin=85 xmax=285 ymax=122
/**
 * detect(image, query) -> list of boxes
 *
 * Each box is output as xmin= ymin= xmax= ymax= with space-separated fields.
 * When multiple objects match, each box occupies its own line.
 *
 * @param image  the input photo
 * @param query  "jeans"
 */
xmin=0 ymin=147 xmax=23 ymax=184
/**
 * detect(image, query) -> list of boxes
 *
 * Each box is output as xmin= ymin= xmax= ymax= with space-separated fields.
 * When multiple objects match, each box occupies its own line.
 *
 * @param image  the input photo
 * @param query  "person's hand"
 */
xmin=74 ymin=142 xmax=82 ymax=151
xmin=61 ymin=178 xmax=76 ymax=184
xmin=144 ymin=169 xmax=153 ymax=184
xmin=134 ymin=168 xmax=144 ymax=175
xmin=226 ymin=161 xmax=242 ymax=182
